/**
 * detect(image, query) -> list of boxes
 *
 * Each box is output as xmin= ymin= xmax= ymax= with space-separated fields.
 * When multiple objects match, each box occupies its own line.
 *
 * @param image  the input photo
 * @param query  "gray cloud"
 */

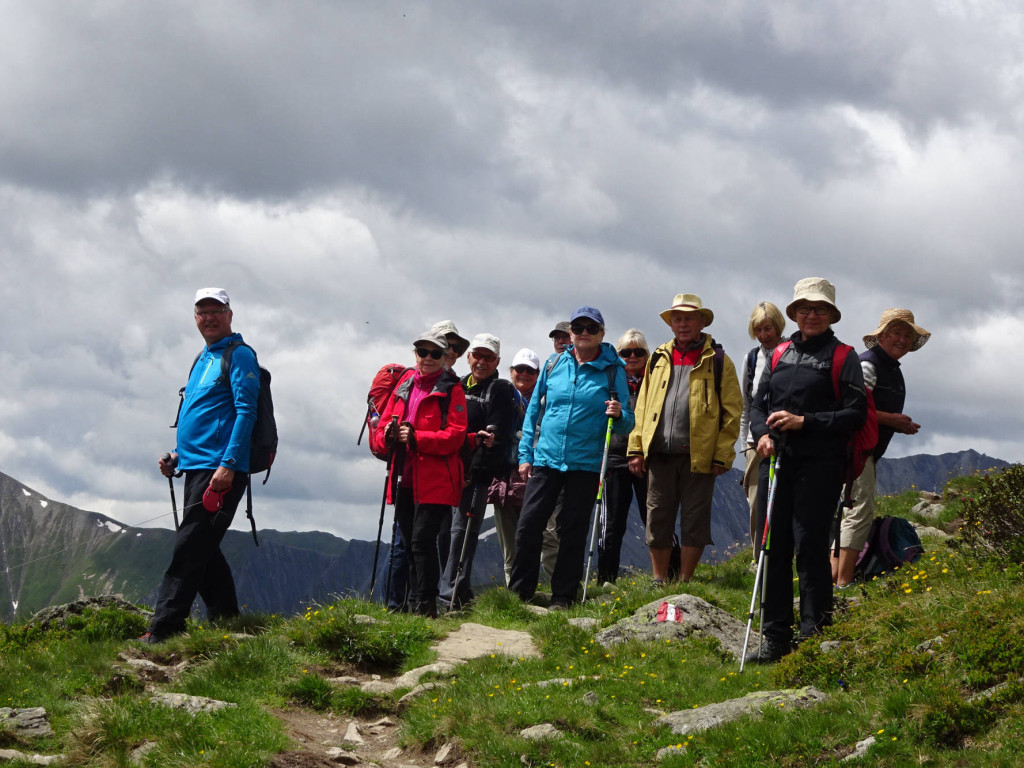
xmin=0 ymin=1 xmax=1022 ymax=542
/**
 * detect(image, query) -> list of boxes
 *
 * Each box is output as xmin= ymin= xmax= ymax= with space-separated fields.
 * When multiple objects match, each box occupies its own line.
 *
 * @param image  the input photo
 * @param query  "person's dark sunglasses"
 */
xmin=619 ymin=348 xmax=647 ymax=358
xmin=570 ymin=323 xmax=602 ymax=335
xmin=415 ymin=347 xmax=444 ymax=360
xmin=513 ymin=365 xmax=538 ymax=374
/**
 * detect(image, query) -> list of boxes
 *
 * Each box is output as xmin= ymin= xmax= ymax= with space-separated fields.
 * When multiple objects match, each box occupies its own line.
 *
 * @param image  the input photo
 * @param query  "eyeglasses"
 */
xmin=795 ymin=306 xmax=831 ymax=317
xmin=619 ymin=348 xmax=647 ymax=358
xmin=415 ymin=347 xmax=444 ymax=359
xmin=570 ymin=323 xmax=602 ymax=335
xmin=194 ymin=308 xmax=230 ymax=318
xmin=513 ymin=365 xmax=538 ymax=374
xmin=471 ymin=351 xmax=497 ymax=363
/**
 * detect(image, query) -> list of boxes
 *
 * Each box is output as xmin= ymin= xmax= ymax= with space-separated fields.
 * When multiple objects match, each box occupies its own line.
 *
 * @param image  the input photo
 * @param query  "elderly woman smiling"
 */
xmin=510 ymin=306 xmax=635 ymax=609
xmin=748 ymin=278 xmax=867 ymax=663
xmin=371 ymin=330 xmax=467 ymax=618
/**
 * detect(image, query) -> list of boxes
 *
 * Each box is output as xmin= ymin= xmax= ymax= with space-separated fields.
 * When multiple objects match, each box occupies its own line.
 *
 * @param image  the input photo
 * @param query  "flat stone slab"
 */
xmin=432 ymin=622 xmax=540 ymax=663
xmin=0 ymin=748 xmax=62 ymax=765
xmin=595 ymin=594 xmax=754 ymax=660
xmin=0 ymin=708 xmax=53 ymax=738
xmin=657 ymin=687 xmax=827 ymax=735
xmin=149 ymin=693 xmax=237 ymax=714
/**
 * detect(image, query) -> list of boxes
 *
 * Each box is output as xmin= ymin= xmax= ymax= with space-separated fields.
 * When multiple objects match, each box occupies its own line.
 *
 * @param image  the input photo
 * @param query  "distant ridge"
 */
xmin=0 ymin=449 xmax=1008 ymax=622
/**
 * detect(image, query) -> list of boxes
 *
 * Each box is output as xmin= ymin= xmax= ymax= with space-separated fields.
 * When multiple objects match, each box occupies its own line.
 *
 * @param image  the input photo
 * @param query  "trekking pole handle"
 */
xmin=160 ymin=452 xmax=183 ymax=478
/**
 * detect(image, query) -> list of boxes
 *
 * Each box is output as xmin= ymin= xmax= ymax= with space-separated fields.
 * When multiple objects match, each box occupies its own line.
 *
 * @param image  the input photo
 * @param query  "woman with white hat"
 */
xmin=748 ymin=277 xmax=867 ymax=663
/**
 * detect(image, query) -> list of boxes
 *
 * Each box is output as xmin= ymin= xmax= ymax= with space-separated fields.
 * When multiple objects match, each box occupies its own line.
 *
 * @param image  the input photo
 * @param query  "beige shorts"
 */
xmin=645 ymin=453 xmax=715 ymax=549
xmin=839 ymin=455 xmax=876 ymax=551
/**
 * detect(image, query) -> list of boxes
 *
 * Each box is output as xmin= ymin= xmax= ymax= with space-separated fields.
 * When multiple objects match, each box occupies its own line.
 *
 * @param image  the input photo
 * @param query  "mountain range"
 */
xmin=0 ymin=449 xmax=1008 ymax=623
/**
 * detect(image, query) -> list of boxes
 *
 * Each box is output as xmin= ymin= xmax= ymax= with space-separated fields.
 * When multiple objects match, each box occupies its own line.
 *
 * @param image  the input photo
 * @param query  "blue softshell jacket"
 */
xmin=175 ymin=333 xmax=260 ymax=472
xmin=519 ymin=341 xmax=635 ymax=473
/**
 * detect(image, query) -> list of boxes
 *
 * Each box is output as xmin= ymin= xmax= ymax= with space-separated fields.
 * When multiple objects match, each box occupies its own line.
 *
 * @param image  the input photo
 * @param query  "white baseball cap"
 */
xmin=470 ymin=333 xmax=500 ymax=356
xmin=510 ymin=348 xmax=540 ymax=370
xmin=194 ymin=287 xmax=230 ymax=305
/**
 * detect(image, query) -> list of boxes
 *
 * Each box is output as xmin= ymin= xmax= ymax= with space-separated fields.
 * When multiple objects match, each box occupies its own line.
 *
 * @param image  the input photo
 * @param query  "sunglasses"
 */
xmin=415 ymin=347 xmax=444 ymax=360
xmin=619 ymin=348 xmax=647 ymax=358
xmin=570 ymin=323 xmax=602 ymax=335
xmin=513 ymin=365 xmax=538 ymax=374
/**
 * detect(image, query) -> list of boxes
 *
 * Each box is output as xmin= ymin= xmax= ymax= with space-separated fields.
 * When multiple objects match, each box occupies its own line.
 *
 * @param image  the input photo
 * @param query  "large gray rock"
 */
xmin=0 ymin=708 xmax=53 ymax=738
xmin=656 ymin=687 xmax=827 ymax=735
xmin=149 ymin=693 xmax=237 ymax=714
xmin=28 ymin=596 xmax=149 ymax=629
xmin=595 ymin=594 xmax=754 ymax=660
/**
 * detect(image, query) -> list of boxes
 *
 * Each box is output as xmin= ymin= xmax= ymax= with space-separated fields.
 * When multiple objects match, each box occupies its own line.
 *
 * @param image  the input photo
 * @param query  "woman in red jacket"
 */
xmin=372 ymin=330 xmax=467 ymax=617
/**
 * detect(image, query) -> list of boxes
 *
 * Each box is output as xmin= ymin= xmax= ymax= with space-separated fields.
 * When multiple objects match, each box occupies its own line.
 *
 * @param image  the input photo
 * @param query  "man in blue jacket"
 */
xmin=510 ymin=306 xmax=635 ymax=608
xmin=139 ymin=287 xmax=260 ymax=643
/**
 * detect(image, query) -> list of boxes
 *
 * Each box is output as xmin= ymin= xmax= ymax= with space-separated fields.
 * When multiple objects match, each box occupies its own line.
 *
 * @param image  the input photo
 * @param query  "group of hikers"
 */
xmin=139 ymin=279 xmax=930 ymax=667
xmin=364 ymin=276 xmax=930 ymax=663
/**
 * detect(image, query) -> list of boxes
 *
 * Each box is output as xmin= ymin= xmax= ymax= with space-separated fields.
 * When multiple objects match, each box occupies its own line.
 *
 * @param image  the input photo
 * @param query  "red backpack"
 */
xmin=770 ymin=341 xmax=878 ymax=486
xmin=357 ymin=363 xmax=409 ymax=458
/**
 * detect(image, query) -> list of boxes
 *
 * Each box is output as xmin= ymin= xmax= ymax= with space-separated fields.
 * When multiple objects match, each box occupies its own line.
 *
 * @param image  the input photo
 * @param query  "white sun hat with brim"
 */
xmin=785 ymin=277 xmax=840 ymax=322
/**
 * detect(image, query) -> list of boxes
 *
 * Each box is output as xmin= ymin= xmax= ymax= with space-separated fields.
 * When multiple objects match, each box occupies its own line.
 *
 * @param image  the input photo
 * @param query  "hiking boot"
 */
xmin=135 ymin=632 xmax=167 ymax=646
xmin=743 ymin=637 xmax=791 ymax=665
xmin=548 ymin=600 xmax=570 ymax=612
xmin=413 ymin=600 xmax=438 ymax=618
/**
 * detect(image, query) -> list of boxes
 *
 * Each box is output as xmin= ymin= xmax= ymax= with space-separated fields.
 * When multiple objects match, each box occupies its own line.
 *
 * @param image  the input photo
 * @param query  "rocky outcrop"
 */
xmin=656 ymin=687 xmax=828 ymax=735
xmin=595 ymin=594 xmax=753 ymax=660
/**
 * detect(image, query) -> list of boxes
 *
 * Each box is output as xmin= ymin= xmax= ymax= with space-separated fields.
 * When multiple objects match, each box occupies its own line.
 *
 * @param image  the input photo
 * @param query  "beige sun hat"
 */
xmin=864 ymin=309 xmax=930 ymax=351
xmin=786 ymin=277 xmax=841 ymax=322
xmin=429 ymin=320 xmax=469 ymax=356
xmin=659 ymin=293 xmax=714 ymax=327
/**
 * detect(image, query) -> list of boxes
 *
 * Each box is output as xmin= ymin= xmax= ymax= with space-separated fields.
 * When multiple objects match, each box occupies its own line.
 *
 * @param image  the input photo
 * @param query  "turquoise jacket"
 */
xmin=176 ymin=333 xmax=260 ymax=472
xmin=519 ymin=342 xmax=634 ymax=473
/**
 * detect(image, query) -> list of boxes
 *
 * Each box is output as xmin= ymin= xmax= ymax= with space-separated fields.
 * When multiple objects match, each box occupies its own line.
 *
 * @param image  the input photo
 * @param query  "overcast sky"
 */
xmin=1 ymin=1 xmax=1021 ymax=542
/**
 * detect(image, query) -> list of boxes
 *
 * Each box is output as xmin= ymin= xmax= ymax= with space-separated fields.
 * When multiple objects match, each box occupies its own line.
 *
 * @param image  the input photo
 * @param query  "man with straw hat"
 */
xmin=627 ymin=293 xmax=742 ymax=584
xmin=832 ymin=308 xmax=930 ymax=587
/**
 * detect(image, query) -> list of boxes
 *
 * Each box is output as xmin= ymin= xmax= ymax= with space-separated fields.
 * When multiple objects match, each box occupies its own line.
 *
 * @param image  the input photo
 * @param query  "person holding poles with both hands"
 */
xmin=440 ymin=333 xmax=518 ymax=610
xmin=510 ymin=306 xmax=634 ymax=610
xmin=747 ymin=277 xmax=867 ymax=664
xmin=370 ymin=330 xmax=467 ymax=618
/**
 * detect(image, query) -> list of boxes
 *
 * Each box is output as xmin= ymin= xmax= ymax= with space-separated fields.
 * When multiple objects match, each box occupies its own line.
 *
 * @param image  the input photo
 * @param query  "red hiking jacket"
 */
xmin=370 ymin=370 xmax=467 ymax=506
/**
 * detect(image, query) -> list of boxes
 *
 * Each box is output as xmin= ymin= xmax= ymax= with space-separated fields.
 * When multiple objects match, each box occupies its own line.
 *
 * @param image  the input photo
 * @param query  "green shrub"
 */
xmin=285 ymin=673 xmax=335 ymax=710
xmin=913 ymin=687 xmax=996 ymax=748
xmin=287 ymin=601 xmax=438 ymax=672
xmin=955 ymin=464 xmax=1024 ymax=564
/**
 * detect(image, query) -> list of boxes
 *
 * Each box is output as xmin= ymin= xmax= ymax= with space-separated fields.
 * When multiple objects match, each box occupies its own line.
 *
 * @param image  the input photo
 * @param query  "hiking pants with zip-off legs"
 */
xmin=149 ymin=469 xmax=247 ymax=638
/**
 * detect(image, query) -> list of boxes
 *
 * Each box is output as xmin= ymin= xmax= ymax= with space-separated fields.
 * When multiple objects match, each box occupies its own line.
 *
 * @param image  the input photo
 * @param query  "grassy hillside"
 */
xmin=2 ymin=467 xmax=1023 ymax=767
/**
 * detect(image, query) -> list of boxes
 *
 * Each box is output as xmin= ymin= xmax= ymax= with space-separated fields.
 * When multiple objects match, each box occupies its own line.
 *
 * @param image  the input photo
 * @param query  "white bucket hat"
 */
xmin=786 ymin=277 xmax=840 ymax=322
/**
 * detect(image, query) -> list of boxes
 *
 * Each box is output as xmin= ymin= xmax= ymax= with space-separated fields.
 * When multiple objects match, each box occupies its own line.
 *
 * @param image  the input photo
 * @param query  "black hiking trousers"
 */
xmin=754 ymin=453 xmax=842 ymax=644
xmin=149 ymin=469 xmax=247 ymax=638
xmin=510 ymin=467 xmax=600 ymax=605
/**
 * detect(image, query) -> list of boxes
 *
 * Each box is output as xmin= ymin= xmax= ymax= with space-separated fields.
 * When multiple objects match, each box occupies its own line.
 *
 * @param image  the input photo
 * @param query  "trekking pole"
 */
xmin=448 ymin=425 xmax=498 ymax=611
xmin=582 ymin=392 xmax=618 ymax=603
xmin=160 ymin=452 xmax=182 ymax=531
xmin=740 ymin=453 xmax=781 ymax=672
xmin=369 ymin=416 xmax=399 ymax=600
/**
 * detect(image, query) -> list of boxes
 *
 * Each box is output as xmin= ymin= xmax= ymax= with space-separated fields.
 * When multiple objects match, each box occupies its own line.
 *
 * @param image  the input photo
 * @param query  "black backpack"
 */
xmin=173 ymin=340 xmax=277 ymax=545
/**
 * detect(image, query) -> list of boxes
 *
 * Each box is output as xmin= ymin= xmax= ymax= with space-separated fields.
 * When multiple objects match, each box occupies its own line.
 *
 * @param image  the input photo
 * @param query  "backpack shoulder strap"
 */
xmin=171 ymin=349 xmax=207 ymax=429
xmin=831 ymin=343 xmax=853 ymax=401
xmin=770 ymin=340 xmax=792 ymax=371
xmin=745 ymin=346 xmax=758 ymax=397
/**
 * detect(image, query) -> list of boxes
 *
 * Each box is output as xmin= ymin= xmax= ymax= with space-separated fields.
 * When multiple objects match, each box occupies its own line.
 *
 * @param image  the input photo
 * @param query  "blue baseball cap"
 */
xmin=570 ymin=306 xmax=605 ymax=327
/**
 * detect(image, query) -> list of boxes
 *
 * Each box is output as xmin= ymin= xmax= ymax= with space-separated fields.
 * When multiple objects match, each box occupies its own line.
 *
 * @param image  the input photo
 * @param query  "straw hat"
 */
xmin=659 ymin=293 xmax=714 ymax=327
xmin=864 ymin=309 xmax=930 ymax=351
xmin=786 ymin=277 xmax=840 ymax=322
